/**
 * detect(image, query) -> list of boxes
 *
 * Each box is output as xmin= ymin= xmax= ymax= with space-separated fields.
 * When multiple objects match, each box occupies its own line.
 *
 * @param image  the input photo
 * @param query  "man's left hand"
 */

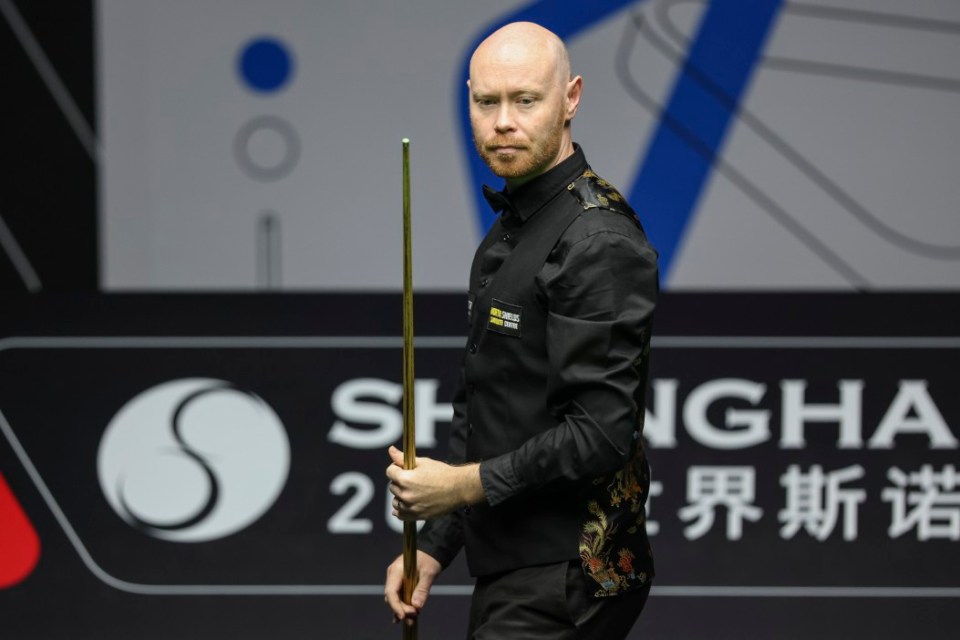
xmin=385 ymin=446 xmax=484 ymax=521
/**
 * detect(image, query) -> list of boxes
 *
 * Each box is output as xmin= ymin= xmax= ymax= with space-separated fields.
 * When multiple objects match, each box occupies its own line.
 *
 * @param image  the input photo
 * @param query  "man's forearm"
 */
xmin=455 ymin=463 xmax=486 ymax=506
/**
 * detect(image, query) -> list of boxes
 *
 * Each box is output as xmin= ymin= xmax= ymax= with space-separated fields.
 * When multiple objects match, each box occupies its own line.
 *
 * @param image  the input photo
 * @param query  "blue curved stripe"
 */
xmin=627 ymin=0 xmax=784 ymax=282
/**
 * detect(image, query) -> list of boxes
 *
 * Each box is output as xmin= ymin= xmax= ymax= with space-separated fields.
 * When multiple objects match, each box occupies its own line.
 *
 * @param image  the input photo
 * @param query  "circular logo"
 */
xmin=234 ymin=115 xmax=301 ymax=181
xmin=97 ymin=379 xmax=290 ymax=542
xmin=237 ymin=37 xmax=294 ymax=93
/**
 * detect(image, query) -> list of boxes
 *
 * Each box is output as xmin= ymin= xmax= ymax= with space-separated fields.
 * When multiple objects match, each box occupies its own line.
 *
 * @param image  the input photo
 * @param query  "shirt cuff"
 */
xmin=479 ymin=453 xmax=521 ymax=506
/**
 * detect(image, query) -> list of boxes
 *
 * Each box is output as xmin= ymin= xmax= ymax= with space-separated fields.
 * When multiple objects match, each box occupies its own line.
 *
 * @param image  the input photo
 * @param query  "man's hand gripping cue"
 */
xmin=384 ymin=549 xmax=441 ymax=626
xmin=385 ymin=445 xmax=484 ymax=521
xmin=383 ymin=446 xmax=485 ymax=625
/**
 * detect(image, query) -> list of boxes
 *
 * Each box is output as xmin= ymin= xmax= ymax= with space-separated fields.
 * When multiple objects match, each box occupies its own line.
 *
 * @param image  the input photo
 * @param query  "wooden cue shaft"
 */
xmin=401 ymin=138 xmax=419 ymax=640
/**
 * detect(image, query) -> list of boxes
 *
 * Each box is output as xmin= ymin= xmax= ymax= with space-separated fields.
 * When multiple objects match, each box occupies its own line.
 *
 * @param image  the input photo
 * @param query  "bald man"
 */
xmin=385 ymin=22 xmax=658 ymax=639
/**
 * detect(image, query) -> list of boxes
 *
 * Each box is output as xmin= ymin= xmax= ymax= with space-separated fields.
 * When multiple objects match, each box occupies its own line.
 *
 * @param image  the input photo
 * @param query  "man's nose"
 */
xmin=494 ymin=104 xmax=516 ymax=133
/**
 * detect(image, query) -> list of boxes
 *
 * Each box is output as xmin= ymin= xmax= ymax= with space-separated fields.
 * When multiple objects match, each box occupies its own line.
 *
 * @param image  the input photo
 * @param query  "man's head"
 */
xmin=468 ymin=22 xmax=583 ymax=187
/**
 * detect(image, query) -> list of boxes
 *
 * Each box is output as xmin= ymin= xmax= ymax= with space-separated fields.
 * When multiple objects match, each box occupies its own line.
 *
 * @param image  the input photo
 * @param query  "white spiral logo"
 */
xmin=97 ymin=379 xmax=290 ymax=542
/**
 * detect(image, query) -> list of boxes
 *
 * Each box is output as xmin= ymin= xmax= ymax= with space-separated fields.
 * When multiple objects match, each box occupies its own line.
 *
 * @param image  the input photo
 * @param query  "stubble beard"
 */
xmin=474 ymin=110 xmax=567 ymax=181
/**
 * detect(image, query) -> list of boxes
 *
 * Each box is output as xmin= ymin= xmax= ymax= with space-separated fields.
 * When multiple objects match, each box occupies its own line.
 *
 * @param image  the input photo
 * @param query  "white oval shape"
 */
xmin=97 ymin=378 xmax=290 ymax=542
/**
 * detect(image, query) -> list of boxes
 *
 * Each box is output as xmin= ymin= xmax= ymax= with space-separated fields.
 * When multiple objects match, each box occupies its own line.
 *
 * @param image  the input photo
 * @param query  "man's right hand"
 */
xmin=384 ymin=550 xmax=442 ymax=626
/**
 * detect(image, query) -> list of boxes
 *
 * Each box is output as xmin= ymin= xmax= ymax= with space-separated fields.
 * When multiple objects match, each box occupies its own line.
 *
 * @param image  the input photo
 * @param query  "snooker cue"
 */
xmin=401 ymin=137 xmax=419 ymax=640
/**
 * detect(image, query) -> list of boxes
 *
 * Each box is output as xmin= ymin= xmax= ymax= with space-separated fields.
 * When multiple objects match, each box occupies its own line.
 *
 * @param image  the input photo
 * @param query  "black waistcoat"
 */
xmin=460 ymin=169 xmax=655 ymax=596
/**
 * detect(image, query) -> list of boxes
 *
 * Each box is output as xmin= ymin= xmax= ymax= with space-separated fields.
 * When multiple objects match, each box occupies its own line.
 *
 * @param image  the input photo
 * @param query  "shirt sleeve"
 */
xmin=416 ymin=359 xmax=468 ymax=567
xmin=479 ymin=222 xmax=658 ymax=505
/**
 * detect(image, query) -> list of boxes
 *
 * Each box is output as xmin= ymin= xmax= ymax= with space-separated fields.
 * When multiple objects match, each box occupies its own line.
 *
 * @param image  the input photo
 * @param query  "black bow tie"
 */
xmin=482 ymin=185 xmax=513 ymax=214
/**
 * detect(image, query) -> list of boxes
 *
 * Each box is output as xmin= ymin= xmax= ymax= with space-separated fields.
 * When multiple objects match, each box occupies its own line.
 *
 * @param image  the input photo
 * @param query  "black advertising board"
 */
xmin=1 ymin=294 xmax=958 ymax=639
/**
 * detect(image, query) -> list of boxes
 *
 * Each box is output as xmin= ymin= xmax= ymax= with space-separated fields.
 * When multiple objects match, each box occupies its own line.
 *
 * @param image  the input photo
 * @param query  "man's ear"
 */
xmin=565 ymin=75 xmax=583 ymax=123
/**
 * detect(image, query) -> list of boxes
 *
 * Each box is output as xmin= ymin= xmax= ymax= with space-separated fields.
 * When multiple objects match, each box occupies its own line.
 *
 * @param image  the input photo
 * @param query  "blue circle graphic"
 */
xmin=238 ymin=37 xmax=294 ymax=93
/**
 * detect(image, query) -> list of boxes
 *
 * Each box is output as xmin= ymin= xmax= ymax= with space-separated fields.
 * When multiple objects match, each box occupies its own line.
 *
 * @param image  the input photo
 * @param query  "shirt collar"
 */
xmin=482 ymin=143 xmax=588 ymax=226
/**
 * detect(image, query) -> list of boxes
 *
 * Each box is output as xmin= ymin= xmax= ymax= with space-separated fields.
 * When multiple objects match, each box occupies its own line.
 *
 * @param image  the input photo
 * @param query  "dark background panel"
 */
xmin=1 ymin=293 xmax=959 ymax=640
xmin=0 ymin=0 xmax=97 ymax=292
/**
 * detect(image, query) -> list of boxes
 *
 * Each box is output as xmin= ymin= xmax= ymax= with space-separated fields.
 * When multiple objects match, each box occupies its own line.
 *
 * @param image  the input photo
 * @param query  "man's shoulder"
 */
xmin=561 ymin=169 xmax=650 ymax=245
xmin=567 ymin=169 xmax=634 ymax=217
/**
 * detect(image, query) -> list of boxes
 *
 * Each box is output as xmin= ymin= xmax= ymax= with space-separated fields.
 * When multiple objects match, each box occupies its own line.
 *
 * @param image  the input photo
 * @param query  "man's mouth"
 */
xmin=489 ymin=145 xmax=525 ymax=154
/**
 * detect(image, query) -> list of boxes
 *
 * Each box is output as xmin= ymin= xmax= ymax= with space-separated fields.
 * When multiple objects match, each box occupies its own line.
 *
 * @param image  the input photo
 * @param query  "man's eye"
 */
xmin=476 ymin=99 xmax=496 ymax=107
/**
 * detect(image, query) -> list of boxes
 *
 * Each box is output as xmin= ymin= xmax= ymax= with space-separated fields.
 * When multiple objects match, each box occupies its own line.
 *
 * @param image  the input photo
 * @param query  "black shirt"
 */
xmin=419 ymin=144 xmax=658 ymax=597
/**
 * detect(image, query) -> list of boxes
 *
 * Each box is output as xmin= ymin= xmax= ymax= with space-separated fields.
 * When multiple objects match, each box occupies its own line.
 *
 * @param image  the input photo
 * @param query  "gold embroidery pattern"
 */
xmin=573 ymin=170 xmax=632 ymax=214
xmin=579 ymin=448 xmax=652 ymax=597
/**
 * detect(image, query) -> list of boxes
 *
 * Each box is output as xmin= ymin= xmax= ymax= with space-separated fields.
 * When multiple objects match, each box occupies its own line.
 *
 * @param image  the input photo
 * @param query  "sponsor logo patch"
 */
xmin=487 ymin=299 xmax=522 ymax=338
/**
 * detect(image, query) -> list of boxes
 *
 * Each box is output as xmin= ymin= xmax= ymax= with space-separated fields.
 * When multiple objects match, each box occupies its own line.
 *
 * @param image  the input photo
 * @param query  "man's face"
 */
xmin=468 ymin=48 xmax=570 ymax=183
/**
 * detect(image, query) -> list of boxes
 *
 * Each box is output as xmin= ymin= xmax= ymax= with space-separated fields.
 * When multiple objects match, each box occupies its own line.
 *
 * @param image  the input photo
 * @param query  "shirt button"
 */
xmin=480 ymin=277 xmax=489 ymax=288
xmin=469 ymin=342 xmax=478 ymax=354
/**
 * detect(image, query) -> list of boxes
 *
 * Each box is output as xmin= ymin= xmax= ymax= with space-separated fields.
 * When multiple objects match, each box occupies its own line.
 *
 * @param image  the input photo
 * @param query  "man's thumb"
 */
xmin=412 ymin=573 xmax=434 ymax=609
xmin=388 ymin=445 xmax=404 ymax=465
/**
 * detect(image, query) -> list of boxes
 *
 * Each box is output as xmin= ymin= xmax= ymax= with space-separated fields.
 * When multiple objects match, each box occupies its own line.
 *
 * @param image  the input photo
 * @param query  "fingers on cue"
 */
xmin=391 ymin=496 xmax=403 ymax=519
xmin=387 ymin=597 xmax=417 ymax=623
xmin=385 ymin=566 xmax=413 ymax=621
